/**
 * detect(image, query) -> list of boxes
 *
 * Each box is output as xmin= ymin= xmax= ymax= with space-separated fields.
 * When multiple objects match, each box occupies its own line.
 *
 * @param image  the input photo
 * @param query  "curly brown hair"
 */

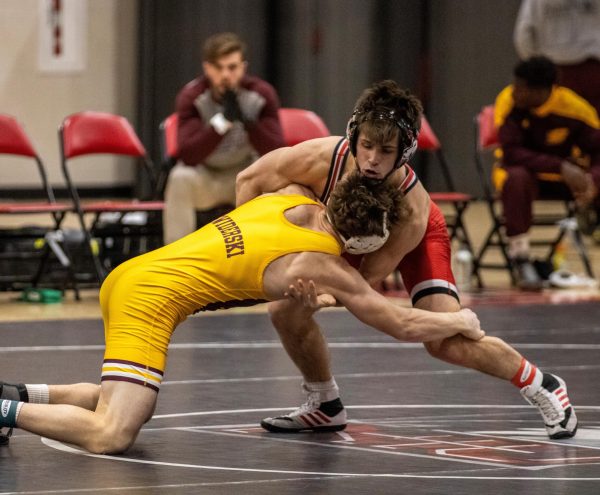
xmin=326 ymin=170 xmax=411 ymax=239
xmin=354 ymin=80 xmax=422 ymax=129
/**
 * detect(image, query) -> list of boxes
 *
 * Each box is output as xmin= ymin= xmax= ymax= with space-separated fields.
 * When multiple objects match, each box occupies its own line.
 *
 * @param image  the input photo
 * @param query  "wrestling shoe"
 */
xmin=261 ymin=394 xmax=347 ymax=433
xmin=0 ymin=382 xmax=28 ymax=402
xmin=520 ymin=373 xmax=578 ymax=439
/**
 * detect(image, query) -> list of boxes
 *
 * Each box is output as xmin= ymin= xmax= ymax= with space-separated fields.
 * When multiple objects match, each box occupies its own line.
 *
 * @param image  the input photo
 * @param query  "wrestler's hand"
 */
xmin=457 ymin=308 xmax=485 ymax=341
xmin=284 ymin=279 xmax=337 ymax=309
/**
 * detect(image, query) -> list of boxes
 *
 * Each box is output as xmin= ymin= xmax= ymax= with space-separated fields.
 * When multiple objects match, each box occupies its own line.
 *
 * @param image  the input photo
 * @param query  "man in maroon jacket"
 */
xmin=494 ymin=56 xmax=600 ymax=289
xmin=163 ymin=32 xmax=285 ymax=244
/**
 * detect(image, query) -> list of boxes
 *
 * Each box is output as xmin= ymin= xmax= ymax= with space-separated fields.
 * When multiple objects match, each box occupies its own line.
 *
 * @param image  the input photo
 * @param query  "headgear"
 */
xmin=345 ymin=108 xmax=419 ymax=171
xmin=328 ymin=211 xmax=390 ymax=255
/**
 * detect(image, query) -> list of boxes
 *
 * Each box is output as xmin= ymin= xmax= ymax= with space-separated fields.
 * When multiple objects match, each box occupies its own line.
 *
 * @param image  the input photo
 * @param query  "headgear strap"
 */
xmin=327 ymin=211 xmax=390 ymax=255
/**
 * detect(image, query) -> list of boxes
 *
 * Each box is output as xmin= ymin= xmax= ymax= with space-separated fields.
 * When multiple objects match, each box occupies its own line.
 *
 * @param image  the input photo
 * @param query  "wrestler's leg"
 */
xmin=47 ymin=384 xmax=101 ymax=409
xmin=418 ymin=293 xmax=522 ymax=379
xmin=418 ymin=292 xmax=577 ymax=438
xmin=0 ymin=382 xmax=100 ymax=411
xmin=5 ymin=380 xmax=156 ymax=454
xmin=403 ymin=201 xmax=577 ymax=438
xmin=261 ymin=299 xmax=346 ymax=432
xmin=268 ymin=299 xmax=332 ymax=382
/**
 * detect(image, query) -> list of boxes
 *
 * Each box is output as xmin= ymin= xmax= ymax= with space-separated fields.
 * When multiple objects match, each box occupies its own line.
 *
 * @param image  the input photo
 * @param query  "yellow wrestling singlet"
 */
xmin=99 ymin=194 xmax=341 ymax=390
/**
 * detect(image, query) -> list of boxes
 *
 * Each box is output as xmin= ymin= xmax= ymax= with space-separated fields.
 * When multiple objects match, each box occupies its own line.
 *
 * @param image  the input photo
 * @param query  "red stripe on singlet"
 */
xmin=321 ymin=140 xmax=418 ymax=203
xmin=320 ymin=138 xmax=349 ymax=204
xmin=400 ymin=165 xmax=417 ymax=193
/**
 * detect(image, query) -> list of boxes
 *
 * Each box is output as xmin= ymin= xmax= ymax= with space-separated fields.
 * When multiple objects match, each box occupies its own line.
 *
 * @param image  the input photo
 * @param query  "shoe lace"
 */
xmin=295 ymin=390 xmax=321 ymax=415
xmin=527 ymin=389 xmax=562 ymax=423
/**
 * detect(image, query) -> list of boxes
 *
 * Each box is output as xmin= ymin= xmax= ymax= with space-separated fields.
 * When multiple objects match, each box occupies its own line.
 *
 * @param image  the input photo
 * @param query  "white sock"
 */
xmin=303 ymin=378 xmax=339 ymax=402
xmin=25 ymin=384 xmax=49 ymax=404
xmin=15 ymin=401 xmax=24 ymax=423
xmin=508 ymin=234 xmax=530 ymax=259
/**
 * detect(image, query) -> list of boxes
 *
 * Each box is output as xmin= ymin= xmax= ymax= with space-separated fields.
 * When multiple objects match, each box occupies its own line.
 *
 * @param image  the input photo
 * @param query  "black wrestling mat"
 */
xmin=2 ymin=302 xmax=600 ymax=494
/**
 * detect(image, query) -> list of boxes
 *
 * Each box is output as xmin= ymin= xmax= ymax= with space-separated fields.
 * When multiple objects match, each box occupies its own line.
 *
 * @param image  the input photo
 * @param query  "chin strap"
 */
xmin=327 ymin=212 xmax=390 ymax=255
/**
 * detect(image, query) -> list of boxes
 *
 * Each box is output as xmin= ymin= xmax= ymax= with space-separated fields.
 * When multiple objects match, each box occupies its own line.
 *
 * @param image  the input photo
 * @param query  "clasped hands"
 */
xmin=222 ymin=89 xmax=246 ymax=124
xmin=561 ymin=160 xmax=597 ymax=209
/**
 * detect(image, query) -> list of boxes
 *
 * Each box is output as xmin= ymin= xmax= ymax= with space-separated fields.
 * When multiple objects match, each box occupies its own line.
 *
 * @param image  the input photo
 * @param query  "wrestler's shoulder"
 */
xmin=285 ymin=136 xmax=347 ymax=167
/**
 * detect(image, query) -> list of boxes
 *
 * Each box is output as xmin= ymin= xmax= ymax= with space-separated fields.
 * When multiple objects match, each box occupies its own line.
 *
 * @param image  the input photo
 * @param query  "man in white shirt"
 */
xmin=514 ymin=0 xmax=600 ymax=114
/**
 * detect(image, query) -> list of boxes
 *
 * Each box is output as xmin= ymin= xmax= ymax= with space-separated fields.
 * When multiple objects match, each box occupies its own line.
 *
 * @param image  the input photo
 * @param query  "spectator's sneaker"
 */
xmin=512 ymin=257 xmax=543 ymax=291
xmin=261 ymin=395 xmax=347 ymax=433
xmin=520 ymin=373 xmax=578 ymax=439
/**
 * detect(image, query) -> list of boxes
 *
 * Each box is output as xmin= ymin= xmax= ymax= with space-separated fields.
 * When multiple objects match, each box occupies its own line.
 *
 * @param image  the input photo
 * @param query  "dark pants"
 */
xmin=501 ymin=166 xmax=572 ymax=237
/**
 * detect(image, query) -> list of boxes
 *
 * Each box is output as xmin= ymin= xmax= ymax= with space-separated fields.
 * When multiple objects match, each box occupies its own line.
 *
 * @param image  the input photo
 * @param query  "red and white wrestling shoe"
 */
xmin=520 ymin=373 xmax=578 ymax=439
xmin=261 ymin=392 xmax=347 ymax=433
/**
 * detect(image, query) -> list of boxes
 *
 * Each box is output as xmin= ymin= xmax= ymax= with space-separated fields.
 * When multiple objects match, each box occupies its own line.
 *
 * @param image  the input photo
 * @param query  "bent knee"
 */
xmin=169 ymin=164 xmax=199 ymax=181
xmin=164 ymin=165 xmax=200 ymax=195
xmin=85 ymin=420 xmax=141 ymax=454
xmin=268 ymin=300 xmax=316 ymax=333
xmin=423 ymin=336 xmax=461 ymax=360
xmin=268 ymin=301 xmax=289 ymax=328
xmin=423 ymin=338 xmax=443 ymax=357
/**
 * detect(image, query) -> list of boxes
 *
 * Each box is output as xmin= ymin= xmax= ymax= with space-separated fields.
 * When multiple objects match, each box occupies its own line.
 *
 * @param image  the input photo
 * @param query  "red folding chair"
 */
xmin=59 ymin=111 xmax=164 ymax=281
xmin=473 ymin=105 xmax=593 ymax=285
xmin=158 ymin=108 xmax=329 ymax=194
xmin=0 ymin=115 xmax=78 ymax=295
xmin=417 ymin=116 xmax=481 ymax=287
xmin=156 ymin=113 xmax=179 ymax=197
xmin=158 ymin=107 xmax=330 ymax=230
xmin=158 ymin=111 xmax=234 ymax=230
xmin=277 ymin=108 xmax=330 ymax=145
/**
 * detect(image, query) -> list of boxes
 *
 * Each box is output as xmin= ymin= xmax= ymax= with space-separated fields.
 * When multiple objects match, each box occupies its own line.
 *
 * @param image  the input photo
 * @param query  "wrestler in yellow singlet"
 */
xmin=99 ymin=194 xmax=340 ymax=391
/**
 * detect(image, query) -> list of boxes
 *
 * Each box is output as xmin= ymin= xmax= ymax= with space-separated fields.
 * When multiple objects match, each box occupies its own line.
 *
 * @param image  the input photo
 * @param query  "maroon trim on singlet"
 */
xmin=100 ymin=376 xmax=160 ymax=393
xmin=320 ymin=138 xmax=350 ymax=204
xmin=193 ymin=298 xmax=268 ymax=314
xmin=103 ymin=358 xmax=164 ymax=376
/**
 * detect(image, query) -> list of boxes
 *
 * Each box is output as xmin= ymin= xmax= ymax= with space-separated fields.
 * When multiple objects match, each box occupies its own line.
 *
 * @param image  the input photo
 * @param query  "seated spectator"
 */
xmin=494 ymin=56 xmax=600 ymax=290
xmin=163 ymin=32 xmax=285 ymax=244
xmin=514 ymin=0 xmax=600 ymax=115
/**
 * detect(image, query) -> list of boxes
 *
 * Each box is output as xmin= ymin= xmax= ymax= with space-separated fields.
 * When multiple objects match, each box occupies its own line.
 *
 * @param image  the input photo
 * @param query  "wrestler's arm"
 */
xmin=235 ymin=138 xmax=331 ymax=206
xmin=356 ymin=179 xmax=431 ymax=286
xmin=296 ymin=256 xmax=483 ymax=343
xmin=357 ymin=222 xmax=420 ymax=286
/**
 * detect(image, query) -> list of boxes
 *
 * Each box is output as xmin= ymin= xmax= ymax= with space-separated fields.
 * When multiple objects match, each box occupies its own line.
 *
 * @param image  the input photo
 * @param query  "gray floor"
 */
xmin=2 ymin=302 xmax=600 ymax=494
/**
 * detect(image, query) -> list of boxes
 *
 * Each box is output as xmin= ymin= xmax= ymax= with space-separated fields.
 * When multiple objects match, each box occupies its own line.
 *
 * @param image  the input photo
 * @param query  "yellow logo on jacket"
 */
xmin=546 ymin=127 xmax=569 ymax=145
